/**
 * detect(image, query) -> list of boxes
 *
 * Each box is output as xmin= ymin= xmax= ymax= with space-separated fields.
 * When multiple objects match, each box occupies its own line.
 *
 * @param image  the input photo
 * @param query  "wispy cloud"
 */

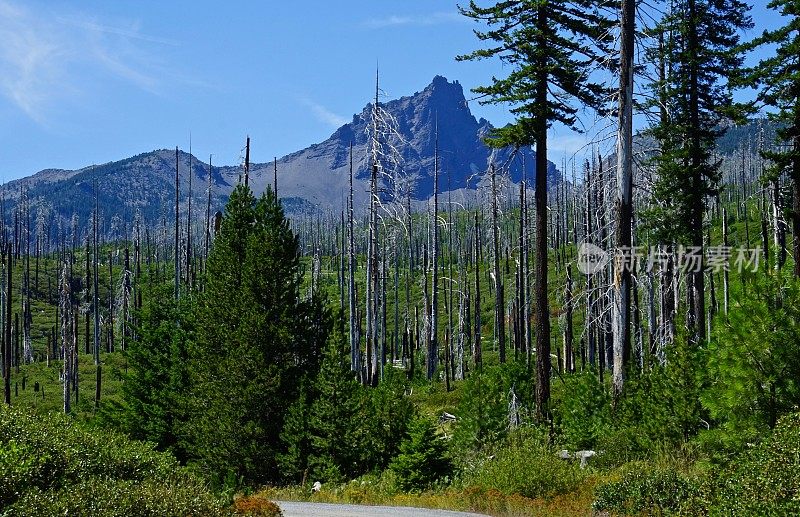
xmin=0 ymin=1 xmax=69 ymax=122
xmin=299 ymin=97 xmax=348 ymax=128
xmin=362 ymin=12 xmax=466 ymax=29
xmin=0 ymin=0 xmax=189 ymax=123
xmin=60 ymin=17 xmax=180 ymax=46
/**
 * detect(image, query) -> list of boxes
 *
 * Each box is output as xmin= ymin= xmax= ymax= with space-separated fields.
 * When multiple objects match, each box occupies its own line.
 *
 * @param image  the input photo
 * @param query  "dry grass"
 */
xmin=233 ymin=494 xmax=283 ymax=516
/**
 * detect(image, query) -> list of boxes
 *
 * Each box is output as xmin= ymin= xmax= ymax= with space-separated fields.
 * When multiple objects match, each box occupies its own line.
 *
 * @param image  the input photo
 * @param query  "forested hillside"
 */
xmin=3 ymin=0 xmax=800 ymax=516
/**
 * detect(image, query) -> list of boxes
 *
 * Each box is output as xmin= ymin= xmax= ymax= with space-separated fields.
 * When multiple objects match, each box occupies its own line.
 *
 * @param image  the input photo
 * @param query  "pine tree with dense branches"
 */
xmin=186 ymin=184 xmax=327 ymax=484
xmin=646 ymin=0 xmax=752 ymax=343
xmin=306 ymin=316 xmax=364 ymax=482
xmin=120 ymin=283 xmax=190 ymax=462
xmin=739 ymin=0 xmax=800 ymax=275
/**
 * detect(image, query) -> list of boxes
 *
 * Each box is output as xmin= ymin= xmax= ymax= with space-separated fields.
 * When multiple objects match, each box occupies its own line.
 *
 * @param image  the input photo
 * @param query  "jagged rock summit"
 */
xmin=235 ymin=75 xmax=557 ymax=210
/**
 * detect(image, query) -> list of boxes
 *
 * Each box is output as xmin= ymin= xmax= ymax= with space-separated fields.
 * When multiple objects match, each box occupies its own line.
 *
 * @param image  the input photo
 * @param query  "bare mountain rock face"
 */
xmin=234 ymin=75 xmax=558 ymax=212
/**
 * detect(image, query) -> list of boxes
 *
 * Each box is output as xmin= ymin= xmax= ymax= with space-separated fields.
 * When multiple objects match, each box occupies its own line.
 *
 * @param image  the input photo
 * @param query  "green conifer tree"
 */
xmin=738 ymin=0 xmax=800 ymax=275
xmin=186 ymin=184 xmax=327 ymax=484
xmin=458 ymin=0 xmax=613 ymax=419
xmin=306 ymin=315 xmax=363 ymax=482
xmin=390 ymin=417 xmax=452 ymax=492
xmin=646 ymin=0 xmax=752 ymax=343
xmin=119 ymin=283 xmax=191 ymax=462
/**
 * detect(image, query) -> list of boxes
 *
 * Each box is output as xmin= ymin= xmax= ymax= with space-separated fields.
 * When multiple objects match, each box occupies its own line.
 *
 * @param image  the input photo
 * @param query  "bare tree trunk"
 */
xmin=772 ymin=179 xmax=786 ymax=270
xmin=613 ymin=0 xmax=635 ymax=398
xmin=108 ymin=251 xmax=114 ymax=353
xmin=22 ymin=299 xmax=31 ymax=364
xmin=85 ymin=234 xmax=91 ymax=354
xmin=474 ymin=211 xmax=482 ymax=368
xmin=405 ymin=194 xmax=413 ymax=371
xmin=3 ymin=244 xmax=11 ymax=405
xmin=187 ymin=139 xmax=193 ymax=289
xmin=523 ymin=178 xmax=531 ymax=366
xmin=429 ymin=125 xmax=440 ymax=380
xmin=367 ymin=163 xmax=378 ymax=385
xmin=122 ymin=247 xmax=131 ymax=351
xmin=518 ymin=180 xmax=528 ymax=363
xmin=393 ymin=241 xmax=400 ymax=365
xmin=205 ymin=155 xmax=212 ymax=269
xmin=244 ymin=136 xmax=250 ymax=188
xmin=348 ymin=144 xmax=359 ymax=374
xmin=564 ymin=264 xmax=574 ymax=373
xmin=722 ymin=208 xmax=730 ymax=314
xmin=93 ymin=184 xmax=100 ymax=366
xmin=174 ymin=147 xmax=180 ymax=301
xmin=457 ymin=281 xmax=467 ymax=380
xmin=60 ymin=263 xmax=71 ymax=413
xmin=793 ymin=108 xmax=800 ymax=277
xmin=490 ymin=165 xmax=506 ymax=363
xmin=13 ymin=314 xmax=18 ymax=374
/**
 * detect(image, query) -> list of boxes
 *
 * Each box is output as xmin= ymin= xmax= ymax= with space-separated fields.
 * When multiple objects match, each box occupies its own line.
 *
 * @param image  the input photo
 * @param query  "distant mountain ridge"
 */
xmin=2 ymin=79 xmax=781 ymax=235
xmin=1 ymin=76 xmax=557 ymax=226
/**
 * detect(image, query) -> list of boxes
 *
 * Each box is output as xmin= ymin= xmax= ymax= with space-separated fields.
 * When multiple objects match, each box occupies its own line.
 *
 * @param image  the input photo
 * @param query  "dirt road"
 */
xmin=275 ymin=501 xmax=488 ymax=517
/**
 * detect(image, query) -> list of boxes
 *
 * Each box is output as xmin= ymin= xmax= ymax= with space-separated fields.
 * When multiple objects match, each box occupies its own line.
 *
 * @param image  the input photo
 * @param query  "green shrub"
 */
xmin=461 ymin=435 xmax=586 ymax=499
xmin=6 ymin=477 xmax=232 ymax=517
xmin=593 ymin=463 xmax=700 ymax=515
xmin=551 ymin=370 xmax=611 ymax=450
xmin=361 ymin=368 xmax=416 ymax=470
xmin=0 ymin=405 xmax=232 ymax=515
xmin=613 ymin=341 xmax=704 ymax=455
xmin=390 ymin=417 xmax=452 ymax=492
xmin=708 ymin=411 xmax=800 ymax=514
xmin=233 ymin=494 xmax=284 ymax=516
xmin=450 ymin=363 xmax=533 ymax=461
xmin=0 ymin=440 xmax=58 ymax=508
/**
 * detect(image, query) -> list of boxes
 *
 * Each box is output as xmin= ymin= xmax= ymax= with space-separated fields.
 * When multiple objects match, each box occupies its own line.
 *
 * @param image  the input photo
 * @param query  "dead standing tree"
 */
xmin=60 ymin=263 xmax=72 ymax=414
xmin=361 ymin=71 xmax=414 ymax=385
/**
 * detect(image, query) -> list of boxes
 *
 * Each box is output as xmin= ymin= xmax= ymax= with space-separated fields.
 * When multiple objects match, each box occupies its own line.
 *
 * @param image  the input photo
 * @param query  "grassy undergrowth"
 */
xmin=7 ymin=351 xmax=126 ymax=418
xmin=259 ymin=477 xmax=599 ymax=517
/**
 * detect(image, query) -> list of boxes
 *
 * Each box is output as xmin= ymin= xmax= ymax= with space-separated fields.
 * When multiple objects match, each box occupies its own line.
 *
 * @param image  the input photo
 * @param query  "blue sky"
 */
xmin=0 ymin=0 xmax=779 ymax=182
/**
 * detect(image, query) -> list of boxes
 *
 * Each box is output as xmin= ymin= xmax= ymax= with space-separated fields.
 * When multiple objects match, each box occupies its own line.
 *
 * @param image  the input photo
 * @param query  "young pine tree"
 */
xmin=119 ymin=283 xmax=191 ymax=462
xmin=703 ymin=274 xmax=800 ymax=448
xmin=306 ymin=315 xmax=364 ymax=482
xmin=187 ymin=184 xmax=327 ymax=485
xmin=389 ymin=417 xmax=452 ymax=492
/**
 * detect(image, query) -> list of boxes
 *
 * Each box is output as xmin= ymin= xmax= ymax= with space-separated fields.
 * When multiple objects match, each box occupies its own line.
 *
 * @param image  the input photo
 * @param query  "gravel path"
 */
xmin=275 ymin=501 xmax=488 ymax=517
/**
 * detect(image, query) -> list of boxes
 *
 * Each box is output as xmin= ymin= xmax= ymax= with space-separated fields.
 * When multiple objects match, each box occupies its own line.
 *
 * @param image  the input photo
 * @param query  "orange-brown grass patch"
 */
xmin=233 ymin=494 xmax=283 ymax=516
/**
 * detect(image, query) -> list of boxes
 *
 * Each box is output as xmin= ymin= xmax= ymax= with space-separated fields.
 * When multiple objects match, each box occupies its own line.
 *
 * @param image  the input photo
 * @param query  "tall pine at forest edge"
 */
xmin=646 ymin=0 xmax=752 ymax=344
xmin=458 ymin=0 xmax=612 ymax=420
xmin=739 ymin=0 xmax=800 ymax=276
